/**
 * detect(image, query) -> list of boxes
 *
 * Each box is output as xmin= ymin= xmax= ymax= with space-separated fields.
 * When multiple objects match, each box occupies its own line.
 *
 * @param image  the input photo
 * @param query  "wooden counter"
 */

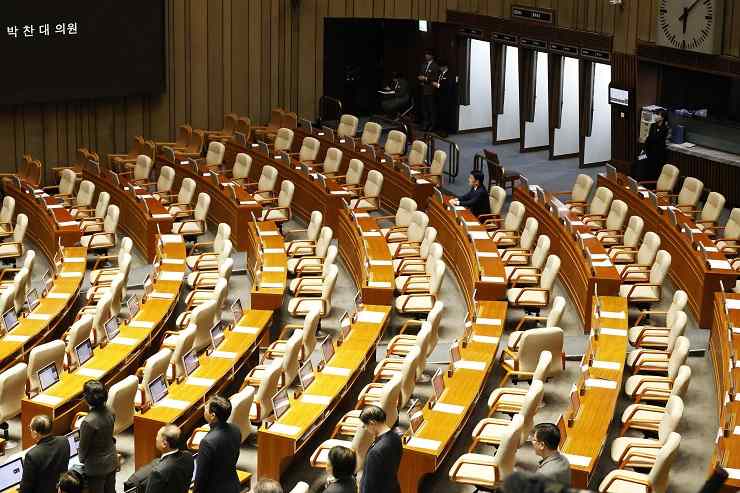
xmin=597 ymin=173 xmax=737 ymax=328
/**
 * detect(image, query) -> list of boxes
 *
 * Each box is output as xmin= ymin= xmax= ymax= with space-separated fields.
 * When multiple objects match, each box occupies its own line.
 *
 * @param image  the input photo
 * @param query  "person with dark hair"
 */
xmin=20 ymin=414 xmax=70 ymax=493
xmin=309 ymin=446 xmax=358 ymax=493
xmin=57 ymin=471 xmax=83 ymax=493
xmin=417 ymin=50 xmax=439 ymax=131
xmin=451 ymin=170 xmax=491 ymax=217
xmin=254 ymin=479 xmax=284 ymax=493
xmin=433 ymin=59 xmax=455 ymax=136
xmin=144 ymin=425 xmax=194 ymax=493
xmin=642 ymin=109 xmax=670 ymax=182
xmin=503 ymin=471 xmax=570 ymax=493
xmin=532 ymin=423 xmax=570 ymax=487
xmin=359 ymin=406 xmax=401 ymax=493
xmin=193 ymin=396 xmax=241 ymax=493
xmin=79 ymin=380 xmax=118 ymax=493
xmin=380 ymin=72 xmax=411 ymax=117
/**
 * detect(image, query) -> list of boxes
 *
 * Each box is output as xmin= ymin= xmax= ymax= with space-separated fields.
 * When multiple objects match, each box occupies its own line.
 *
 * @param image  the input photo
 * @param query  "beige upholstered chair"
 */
xmin=406 ymin=140 xmax=428 ymax=167
xmin=486 ymin=353 xmax=551 ymax=415
xmin=339 ymin=375 xmax=402 ymax=437
xmin=393 ymin=226 xmax=437 ymax=269
xmin=67 ymin=180 xmax=95 ymax=215
xmin=165 ymin=325 xmax=197 ymax=382
xmin=289 ymin=245 xmax=337 ymax=295
xmin=0 ymin=362 xmax=28 ymax=439
xmin=246 ymin=329 xmax=303 ymax=388
xmin=624 ymin=360 xmax=692 ymax=404
xmin=562 ymin=174 xmax=595 ymax=213
xmin=0 ymin=196 xmax=16 ymax=235
xmin=478 ymin=186 xmax=507 ymax=226
xmin=204 ymin=141 xmax=225 ymax=167
xmin=273 ymin=128 xmax=295 ymax=153
xmin=619 ymin=250 xmax=671 ymax=304
xmin=507 ymin=296 xmax=565 ymax=350
xmin=150 ymin=166 xmax=176 ymax=202
xmin=0 ymin=214 xmax=27 ymax=261
xmin=628 ymin=336 xmax=689 ymax=378
xmin=498 ymin=217 xmax=538 ymax=253
xmin=260 ymin=180 xmax=294 ymax=226
xmin=228 ymin=153 xmax=252 ymax=185
xmin=122 ymin=154 xmax=153 ymax=183
xmin=187 ymin=257 xmax=233 ymax=289
xmin=627 ymin=311 xmax=687 ymax=368
xmin=167 ymin=178 xmax=197 ymax=216
xmin=579 ymin=186 xmax=613 ymax=223
xmin=287 ymin=226 xmax=333 ymax=275
xmin=486 ymin=201 xmax=525 ymax=241
xmin=337 ymin=114 xmax=359 ymax=138
xmin=499 ymin=326 xmax=564 ymax=386
xmin=107 ymin=375 xmax=139 ymax=435
xmin=80 ymin=205 xmax=119 ymax=251
xmin=269 ymin=308 xmax=321 ymax=358
xmin=250 ymin=166 xmax=279 ymax=203
xmin=314 ymin=147 xmax=343 ymax=176
xmin=186 ymin=223 xmax=232 ymax=270
xmin=79 ymin=191 xmax=110 ymax=227
xmin=360 ymin=122 xmax=382 ymax=146
xmin=471 ymin=379 xmax=544 ymax=447
xmin=504 ymin=235 xmax=550 ymax=284
xmin=288 ymin=265 xmax=338 ymax=317
xmin=372 ymin=345 xmax=422 ymax=406
xmin=90 ymin=240 xmax=133 ymax=286
xmin=591 ymin=199 xmax=628 ymax=241
xmin=187 ymin=300 xmax=219 ymax=352
xmin=349 ymin=170 xmax=383 ymax=211
xmin=296 ymin=137 xmax=320 ymax=163
xmin=181 ymin=277 xmax=228 ymax=323
xmin=598 ymin=432 xmax=680 ymax=493
xmin=286 ymin=210 xmax=323 ymax=257
xmin=387 ymin=301 xmax=444 ymax=362
xmin=694 ymin=191 xmax=725 ymax=232
xmin=384 ymin=130 xmax=406 ymax=158
xmin=339 ymin=159 xmax=364 ymax=188
xmin=388 ymin=211 xmax=429 ymax=256
xmin=416 ymin=149 xmax=446 ymax=186
xmin=608 ymin=216 xmax=645 ymax=263
xmin=90 ymin=292 xmax=113 ymax=346
xmin=672 ymin=177 xmax=704 ymax=213
xmin=394 ymin=243 xmax=443 ymax=293
xmin=189 ymin=387 xmax=257 ymax=449
xmin=172 ymin=193 xmax=210 ymax=236
xmin=46 ymin=168 xmax=76 ymax=199
xmin=394 ymin=260 xmax=445 ymax=316
xmin=134 ymin=348 xmax=173 ymax=409
xmin=629 ymin=291 xmax=688 ymax=349
xmin=642 ymin=164 xmax=679 ymax=195
xmin=27 ymin=340 xmax=65 ymax=395
xmin=63 ymin=316 xmax=93 ymax=371
xmin=248 ymin=359 xmax=283 ymax=421
xmin=616 ymin=231 xmax=660 ymax=276
xmin=715 ymin=208 xmax=740 ymax=255
xmin=507 ymin=254 xmax=560 ymax=311
xmin=378 ymin=197 xmax=417 ymax=239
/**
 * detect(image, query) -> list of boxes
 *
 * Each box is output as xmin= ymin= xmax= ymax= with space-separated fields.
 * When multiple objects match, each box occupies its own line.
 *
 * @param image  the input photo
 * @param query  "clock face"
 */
xmin=657 ymin=0 xmax=721 ymax=54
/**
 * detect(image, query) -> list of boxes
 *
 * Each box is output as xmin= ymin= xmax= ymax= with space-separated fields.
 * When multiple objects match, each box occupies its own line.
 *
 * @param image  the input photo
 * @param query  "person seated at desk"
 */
xmin=531 ymin=423 xmax=571 ymax=488
xmin=254 ymin=479 xmax=283 ymax=493
xmin=20 ymin=414 xmax=70 ymax=493
xmin=380 ymin=73 xmax=410 ymax=117
xmin=450 ymin=170 xmax=491 ymax=218
xmin=57 ymin=471 xmax=84 ymax=493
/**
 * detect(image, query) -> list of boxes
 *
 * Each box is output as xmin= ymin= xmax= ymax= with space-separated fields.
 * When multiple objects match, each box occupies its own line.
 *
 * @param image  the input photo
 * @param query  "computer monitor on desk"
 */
xmin=38 ymin=362 xmax=60 ymax=392
xmin=272 ymin=388 xmax=290 ymax=420
xmin=0 ymin=457 xmax=23 ymax=491
xmin=183 ymin=349 xmax=199 ymax=377
xmin=2 ymin=308 xmax=19 ymax=333
xmin=75 ymin=339 xmax=94 ymax=367
xmin=104 ymin=316 xmax=120 ymax=342
xmin=148 ymin=374 xmax=168 ymax=405
xmin=67 ymin=430 xmax=81 ymax=467
xmin=26 ymin=288 xmax=39 ymax=311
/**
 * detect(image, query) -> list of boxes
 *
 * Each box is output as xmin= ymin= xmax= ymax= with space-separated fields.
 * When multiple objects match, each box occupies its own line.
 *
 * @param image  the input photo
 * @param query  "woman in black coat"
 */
xmin=643 ymin=109 xmax=670 ymax=182
xmin=79 ymin=380 xmax=118 ymax=493
xmin=310 ymin=446 xmax=358 ymax=493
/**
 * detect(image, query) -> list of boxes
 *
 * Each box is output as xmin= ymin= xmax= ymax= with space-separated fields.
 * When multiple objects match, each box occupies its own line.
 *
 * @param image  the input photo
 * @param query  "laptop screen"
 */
xmin=0 ymin=457 xmax=23 ymax=490
xmin=272 ymin=388 xmax=290 ymax=420
xmin=321 ymin=336 xmax=334 ymax=365
xmin=449 ymin=342 xmax=461 ymax=363
xmin=298 ymin=360 xmax=315 ymax=390
xmin=210 ymin=320 xmax=227 ymax=349
xmin=104 ymin=316 xmax=120 ymax=341
xmin=67 ymin=430 xmax=81 ymax=458
xmin=431 ymin=368 xmax=445 ymax=401
xmin=75 ymin=339 xmax=94 ymax=366
xmin=183 ymin=349 xmax=199 ymax=377
xmin=26 ymin=288 xmax=39 ymax=310
xmin=2 ymin=309 xmax=18 ymax=333
xmin=38 ymin=362 xmax=60 ymax=391
xmin=127 ymin=295 xmax=140 ymax=320
xmin=148 ymin=374 xmax=168 ymax=404
xmin=231 ymin=299 xmax=243 ymax=323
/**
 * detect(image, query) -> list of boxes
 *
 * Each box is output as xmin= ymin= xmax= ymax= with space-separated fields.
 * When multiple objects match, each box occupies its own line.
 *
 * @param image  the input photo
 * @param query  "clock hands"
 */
xmin=682 ymin=7 xmax=688 ymax=33
xmin=678 ymin=0 xmax=701 ymax=21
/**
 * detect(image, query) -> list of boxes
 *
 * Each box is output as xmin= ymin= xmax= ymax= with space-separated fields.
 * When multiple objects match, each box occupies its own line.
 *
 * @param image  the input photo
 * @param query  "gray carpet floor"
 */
xmin=2 ymin=130 xmax=718 ymax=493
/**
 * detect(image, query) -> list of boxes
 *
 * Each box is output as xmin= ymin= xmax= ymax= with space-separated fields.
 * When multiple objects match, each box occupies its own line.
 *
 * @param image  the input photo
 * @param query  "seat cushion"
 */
xmin=186 ymin=254 xmax=219 ymax=271
xmin=0 ymin=243 xmax=21 ymax=257
xmin=471 ymin=418 xmax=511 ymax=444
xmin=619 ymin=284 xmax=660 ymax=301
xmin=289 ymin=277 xmax=323 ymax=294
xmin=80 ymin=233 xmax=114 ymax=249
xmin=507 ymin=288 xmax=547 ymax=305
xmin=288 ymin=297 xmax=324 ymax=316
xmin=626 ymin=349 xmax=669 ymax=369
xmin=172 ymin=221 xmax=204 ymax=235
xmin=488 ymin=388 xmax=527 ymax=413
xmin=628 ymin=326 xmax=669 ymax=348
xmin=624 ymin=375 xmax=671 ymax=397
xmin=187 ymin=271 xmax=219 ymax=288
xmin=610 ymin=437 xmax=661 ymax=463
xmin=395 ymin=294 xmax=433 ymax=313
xmin=620 ymin=404 xmax=664 ymax=425
xmin=262 ymin=208 xmax=289 ymax=222
xmin=80 ymin=222 xmax=103 ymax=233
xmin=349 ymin=198 xmax=377 ymax=211
xmin=286 ymin=240 xmax=313 ymax=257
xmin=598 ymin=469 xmax=650 ymax=493
xmin=394 ymin=275 xmax=430 ymax=293
xmin=287 ymin=257 xmax=321 ymax=275
xmin=505 ymin=267 xmax=538 ymax=285
xmin=450 ymin=453 xmax=497 ymax=486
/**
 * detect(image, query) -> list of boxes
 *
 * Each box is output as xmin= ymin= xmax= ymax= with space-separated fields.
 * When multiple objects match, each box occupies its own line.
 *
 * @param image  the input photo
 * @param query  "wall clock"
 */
xmin=656 ymin=0 xmax=724 ymax=55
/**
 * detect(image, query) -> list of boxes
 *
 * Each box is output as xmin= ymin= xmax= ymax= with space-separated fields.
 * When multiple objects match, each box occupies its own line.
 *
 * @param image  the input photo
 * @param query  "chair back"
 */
xmin=429 ymin=150 xmax=446 ymax=184
xmin=178 ymin=178 xmax=197 ymax=204
xmin=530 ymin=235 xmax=551 ymax=269
xmin=350 ymin=422 xmax=374 ymax=471
xmin=489 ymin=186 xmax=506 ymax=216
xmin=323 ymin=148 xmax=343 ymax=175
xmin=385 ymin=131 xmax=407 ymax=156
xmin=546 ymin=296 xmax=566 ymax=326
xmin=282 ymin=329 xmax=304 ymax=384
xmin=76 ymin=181 xmax=95 ymax=208
xmin=494 ymin=414 xmax=524 ymax=479
xmin=678 ymin=177 xmax=703 ymax=207
xmin=408 ymin=140 xmax=427 ymax=166
xmin=94 ymin=192 xmax=110 ymax=219
xmin=65 ymin=316 xmax=93 ymax=370
xmin=670 ymin=365 xmax=692 ymax=398
xmin=649 ymin=250 xmax=671 ymax=285
xmin=157 ymin=166 xmax=175 ymax=193
xmin=315 ymin=227 xmax=334 ymax=258
xmin=107 ymin=273 xmax=126 ymax=317
xmin=364 ymin=170 xmax=383 ymax=198
xmin=658 ymin=396 xmax=684 ymax=443
xmin=637 ymin=231 xmax=661 ymax=266
xmin=321 ymin=265 xmax=339 ymax=313
xmin=103 ymin=205 xmax=120 ymax=236
xmin=399 ymin=346 xmax=422 ymax=405
xmin=0 ymin=363 xmax=27 ymax=422
xmin=299 ymin=137 xmax=320 ymax=162
xmin=59 ymin=169 xmax=77 ymax=195
xmin=701 ymin=191 xmax=725 ymax=223
xmin=278 ymin=180 xmax=295 ymax=208
xmin=306 ymin=211 xmax=323 ymax=241
xmin=518 ymin=327 xmax=564 ymax=377
xmin=647 ymin=432 xmax=681 ymax=493
xmin=504 ymin=201 xmax=525 ymax=231
xmin=13 ymin=214 xmax=28 ymax=244
xmin=346 ymin=159 xmax=364 ymax=186
xmin=589 ymin=186 xmax=613 ymax=216
xmin=418 ymin=227 xmax=438 ymax=259
xmin=378 ymin=375 xmax=402 ymax=426
xmin=605 ymin=200 xmax=628 ymax=231
xmin=667 ymin=336 xmax=689 ymax=372
xmin=142 ymin=348 xmax=173 ymax=403
xmin=170 ymin=325 xmax=196 ymax=381
xmin=206 ymin=142 xmax=226 ymax=166
xmin=191 ymin=300 xmax=219 ymax=351
xmin=623 ymin=216 xmax=645 ymax=248
xmin=0 ymin=197 xmax=15 ymax=225
xmin=228 ymin=387 xmax=256 ymax=441
xmin=396 ymin=198 xmax=418 ymax=227
xmin=302 ymin=308 xmax=322 ymax=355
xmin=255 ymin=360 xmax=283 ymax=418
xmin=133 ymin=155 xmax=153 ymax=181
xmin=541 ymin=255 xmax=561 ymax=291
xmin=233 ymin=153 xmax=252 ymax=181
xmin=664 ymin=311 xmax=687 ymax=353
xmin=532 ymin=352 xmax=553 ymax=382
xmin=274 ymin=128 xmax=294 ymax=153
xmin=519 ymin=218 xmax=539 ymax=250
xmin=666 ymin=291 xmax=688 ymax=327
xmin=214 ymin=223 xmax=232 ymax=253
xmin=107 ymin=375 xmax=138 ymax=435
xmin=337 ymin=114 xmax=359 ymax=138
xmin=407 ymin=212 xmax=430 ymax=243
xmin=361 ymin=122 xmax=382 ymax=146
xmin=12 ymin=268 xmax=29 ymax=313
xmin=27 ymin=340 xmax=65 ymax=394
xmin=518 ymin=380 xmax=545 ymax=442
xmin=572 ymin=174 xmax=594 ymax=203
xmin=236 ymin=117 xmax=252 ymax=139
xmin=656 ymin=164 xmax=679 ymax=193
xmin=258 ymin=165 xmax=279 ymax=193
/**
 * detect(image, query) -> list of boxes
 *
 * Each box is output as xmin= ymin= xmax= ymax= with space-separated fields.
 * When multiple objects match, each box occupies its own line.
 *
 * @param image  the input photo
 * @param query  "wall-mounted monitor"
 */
xmin=608 ymin=85 xmax=631 ymax=107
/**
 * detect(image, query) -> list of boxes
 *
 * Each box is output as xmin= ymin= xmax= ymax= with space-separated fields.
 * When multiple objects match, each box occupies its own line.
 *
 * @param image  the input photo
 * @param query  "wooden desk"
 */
xmin=247 ymin=221 xmax=288 ymax=310
xmin=20 ymin=235 xmax=186 ymax=447
xmin=0 ymin=247 xmax=86 ymax=374
xmin=1 ymin=179 xmax=82 ymax=262
xmin=399 ymin=300 xmax=507 ymax=493
xmin=558 ymin=296 xmax=628 ymax=488
xmin=598 ymin=173 xmax=737 ymax=329
xmin=513 ymin=186 xmax=621 ymax=332
xmin=81 ymin=168 xmax=173 ymax=261
xmin=133 ymin=309 xmax=273 ymax=467
xmin=710 ymin=292 xmax=740 ymax=491
xmin=155 ymin=154 xmax=261 ymax=251
xmin=257 ymin=305 xmax=391 ymax=481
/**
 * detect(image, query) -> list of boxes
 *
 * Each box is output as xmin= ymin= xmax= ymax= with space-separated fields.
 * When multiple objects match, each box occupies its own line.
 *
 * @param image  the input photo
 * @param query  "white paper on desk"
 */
xmin=727 ymin=300 xmax=740 ymax=310
xmin=600 ymin=327 xmax=628 ymax=337
xmin=201 ymin=173 xmax=212 ymax=177
xmin=158 ymin=271 xmax=184 ymax=281
xmin=301 ymin=394 xmax=332 ymax=405
xmin=356 ymin=311 xmax=386 ymax=324
xmin=477 ymin=251 xmax=498 ymax=258
xmin=239 ymin=200 xmax=258 ymax=206
xmin=322 ymin=366 xmax=352 ymax=377
xmin=727 ymin=468 xmax=740 ymax=480
xmin=269 ymin=424 xmax=301 ymax=436
xmin=162 ymin=258 xmax=185 ymax=265
xmin=592 ymin=360 xmax=621 ymax=371
xmin=111 ymin=337 xmax=138 ymax=346
xmin=152 ymin=214 xmax=172 ymax=220
xmin=570 ymin=220 xmax=585 ymax=226
xmin=263 ymin=248 xmax=285 ymax=254
xmin=232 ymin=325 xmax=260 ymax=335
xmin=454 ymin=360 xmax=486 ymax=371
xmin=465 ymin=221 xmax=481 ymax=227
xmin=161 ymin=234 xmax=183 ymax=244
xmin=354 ymin=212 xmax=370 ymax=218
xmin=46 ymin=293 xmax=71 ymax=300
xmin=368 ymin=281 xmax=392 ymax=288
xmin=330 ymin=191 xmax=349 ymax=195
xmin=454 ymin=206 xmax=466 ymax=211
xmin=416 ymin=179 xmax=430 ymax=184
xmin=4 ymin=334 xmax=29 ymax=342
xmin=63 ymin=257 xmax=85 ymax=263
xmin=149 ymin=292 xmax=175 ymax=300
xmin=369 ymin=260 xmax=392 ymax=266
xmin=158 ymin=398 xmax=191 ymax=410
xmin=138 ymin=194 xmax=154 ymax=199
xmin=585 ymin=378 xmax=618 ymax=389
xmin=708 ymin=259 xmax=732 ymax=270
xmin=599 ymin=311 xmax=626 ymax=319
xmin=406 ymin=437 xmax=441 ymax=451
xmin=562 ymin=453 xmax=591 ymax=467
xmin=78 ymin=368 xmax=106 ymax=378
xmin=59 ymin=272 xmax=83 ymax=278
xmin=27 ymin=313 xmax=52 ymax=321
xmin=591 ymin=260 xmax=613 ymax=267
xmin=481 ymin=276 xmax=505 ymax=283
xmin=129 ymin=320 xmax=155 ymax=329
xmin=362 ymin=231 xmax=381 ymax=237
xmin=187 ymin=377 xmax=216 ymax=387
xmin=57 ymin=221 xmax=80 ymax=227
xmin=33 ymin=394 xmax=63 ymax=406
xmin=260 ymin=282 xmax=284 ymax=289
xmin=732 ymin=358 xmax=740 ymax=369
xmin=263 ymin=266 xmax=285 ymax=272
xmin=578 ymin=233 xmax=595 ymax=239
xmin=703 ymin=246 xmax=719 ymax=252
xmin=471 ymin=335 xmax=499 ymax=345
xmin=469 ymin=231 xmax=490 ymax=240
xmin=732 ymin=326 xmax=740 ymax=334
xmin=434 ymin=402 xmax=465 ymax=414
xmin=589 ymin=253 xmax=608 ymax=260
xmin=211 ymin=351 xmax=237 ymax=359
xmin=258 ymin=230 xmax=279 ymax=237
xmin=47 ymin=204 xmax=63 ymax=209
xmin=476 ymin=318 xmax=501 ymax=326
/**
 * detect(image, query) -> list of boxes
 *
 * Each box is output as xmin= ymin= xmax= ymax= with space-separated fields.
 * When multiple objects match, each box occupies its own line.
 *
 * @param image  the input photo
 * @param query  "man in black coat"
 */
xmin=451 ymin=170 xmax=491 ymax=218
xmin=418 ymin=51 xmax=440 ymax=131
xmin=642 ymin=109 xmax=670 ymax=182
xmin=433 ymin=60 xmax=455 ymax=136
xmin=20 ymin=415 xmax=70 ymax=493
xmin=359 ymin=406 xmax=402 ymax=493
xmin=193 ymin=396 xmax=241 ymax=493
xmin=145 ymin=425 xmax=194 ymax=493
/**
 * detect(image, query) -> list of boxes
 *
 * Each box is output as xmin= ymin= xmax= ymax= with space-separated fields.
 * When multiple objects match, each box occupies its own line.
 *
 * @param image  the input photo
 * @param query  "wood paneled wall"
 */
xmin=2 ymin=0 xmax=740 ymax=178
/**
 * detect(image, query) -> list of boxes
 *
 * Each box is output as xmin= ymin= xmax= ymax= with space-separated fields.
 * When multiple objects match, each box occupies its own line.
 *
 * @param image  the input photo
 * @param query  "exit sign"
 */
xmin=511 ymin=5 xmax=556 ymax=24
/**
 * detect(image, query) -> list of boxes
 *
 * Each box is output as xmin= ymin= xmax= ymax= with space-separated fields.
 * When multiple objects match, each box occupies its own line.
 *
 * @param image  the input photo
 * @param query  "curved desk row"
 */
xmin=134 ymin=309 xmax=273 ymax=467
xmin=21 ymin=235 xmax=187 ymax=447
xmin=598 ymin=173 xmax=737 ymax=329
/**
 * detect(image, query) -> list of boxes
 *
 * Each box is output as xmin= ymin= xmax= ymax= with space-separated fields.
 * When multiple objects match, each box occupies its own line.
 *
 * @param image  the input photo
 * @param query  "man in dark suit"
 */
xmin=433 ymin=60 xmax=455 ymax=136
xmin=451 ymin=170 xmax=491 ymax=217
xmin=417 ymin=51 xmax=439 ymax=131
xmin=193 ymin=396 xmax=241 ymax=493
xmin=359 ymin=406 xmax=402 ymax=493
xmin=19 ymin=415 xmax=70 ymax=493
xmin=145 ymin=425 xmax=194 ymax=493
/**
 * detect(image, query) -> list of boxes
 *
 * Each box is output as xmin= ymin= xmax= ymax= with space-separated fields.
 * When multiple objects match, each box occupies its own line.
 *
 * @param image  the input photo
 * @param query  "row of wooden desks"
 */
xmin=399 ymin=300 xmax=507 ymax=493
xmin=598 ymin=173 xmax=737 ymax=329
xmin=20 ymin=235 xmax=187 ymax=447
xmin=513 ymin=185 xmax=621 ymax=333
xmin=558 ymin=295 xmax=629 ymax=488
xmin=710 ymin=291 xmax=740 ymax=491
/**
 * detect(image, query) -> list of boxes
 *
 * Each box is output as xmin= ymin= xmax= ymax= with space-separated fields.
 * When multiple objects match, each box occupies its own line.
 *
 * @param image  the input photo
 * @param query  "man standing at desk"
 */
xmin=193 ymin=396 xmax=241 ymax=493
xmin=532 ymin=423 xmax=571 ymax=488
xmin=450 ymin=170 xmax=491 ymax=218
xmin=642 ymin=109 xmax=669 ymax=181
xmin=144 ymin=425 xmax=194 ymax=493
xmin=19 ymin=415 xmax=70 ymax=493
xmin=359 ymin=406 xmax=402 ymax=493
xmin=418 ymin=50 xmax=439 ymax=131
xmin=433 ymin=60 xmax=454 ymax=136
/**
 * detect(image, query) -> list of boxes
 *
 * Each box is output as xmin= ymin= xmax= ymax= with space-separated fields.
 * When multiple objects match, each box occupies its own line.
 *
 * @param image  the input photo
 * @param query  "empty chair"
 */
xmin=507 ymin=296 xmax=565 ymax=351
xmin=289 ymin=245 xmax=337 ymax=295
xmin=504 ymin=235 xmax=550 ymax=285
xmin=507 ymin=254 xmax=560 ymax=312
xmin=715 ymin=208 xmax=740 ymax=255
xmin=625 ymin=359 xmax=692 ymax=404
xmin=186 ymin=223 xmax=232 ymax=270
xmin=295 ymin=137 xmax=320 ymax=163
xmin=386 ymin=301 xmax=444 ymax=360
xmin=393 ymin=226 xmax=437 ymax=269
xmin=360 ymin=122 xmax=382 ymax=146
xmin=627 ymin=311 xmax=687 ymax=369
xmin=336 ymin=159 xmax=364 ymax=189
xmin=248 ymin=359 xmax=282 ymax=421
xmin=598 ymin=432 xmax=681 ymax=493
xmin=486 ymin=352 xmax=552 ymax=416
xmin=337 ymin=375 xmax=402 ymax=438
xmin=471 ymin=380 xmax=544 ymax=447
xmin=498 ymin=217 xmax=538 ymax=253
xmin=561 ymin=174 xmax=595 ymax=213
xmin=449 ymin=414 xmax=524 ymax=489
xmin=285 ymin=210 xmax=323 ymax=257
xmin=204 ymin=141 xmax=226 ymax=167
xmin=394 ymin=260 xmax=445 ymax=316
xmin=107 ymin=375 xmax=139 ymax=435
xmin=608 ymin=216 xmax=645 ymax=263
xmin=693 ymin=191 xmax=725 ymax=232
xmin=394 ymin=243 xmax=443 ymax=293
xmin=90 ymin=241 xmax=133 ymax=285
xmin=273 ymin=128 xmax=295 ymax=153
xmin=135 ymin=348 xmax=173 ymax=409
xmin=167 ymin=178 xmax=197 ymax=217
xmin=628 ymin=335 xmax=689 ymax=378
xmin=620 ymin=250 xmax=671 ymax=305
xmin=165 ymin=325 xmax=197 ymax=382
xmin=616 ymin=231 xmax=660 ymax=276
xmin=287 ymin=226 xmax=333 ymax=275
xmin=89 ymin=292 xmax=114 ymax=346
xmin=337 ymin=114 xmax=359 ymax=138
xmin=388 ymin=211 xmax=429 ymax=257
xmin=499 ymin=327 xmax=564 ymax=387
xmin=288 ymin=265 xmax=338 ymax=317
xmin=0 ymin=213 xmax=27 ymax=261
xmin=579 ymin=186 xmax=613 ymax=223
xmin=180 ymin=277 xmax=228 ymax=324
xmin=268 ymin=308 xmax=321 ymax=358
xmin=121 ymin=155 xmax=153 ymax=183
xmin=313 ymin=147 xmax=343 ymax=176
xmin=349 ymin=170 xmax=383 ymax=212
xmin=182 ymin=300 xmax=219 ymax=353
xmin=416 ymin=149 xmax=446 ymax=186
xmin=591 ymin=200 xmax=628 ymax=244
xmin=79 ymin=191 xmax=110 ymax=229
xmin=44 ymin=168 xmax=76 ymax=199
xmin=224 ymin=153 xmax=252 ymax=185
xmin=67 ymin=180 xmax=95 ymax=216
xmin=379 ymin=197 xmax=418 ymax=240
xmin=629 ymin=291 xmax=688 ymax=349
xmin=0 ymin=197 xmax=15 ymax=235
xmin=27 ymin=340 xmax=65 ymax=395
xmin=80 ymin=205 xmax=119 ymax=251
xmin=260 ymin=180 xmax=294 ymax=227
xmin=383 ymin=130 xmax=407 ymax=158
xmin=172 ymin=192 xmax=211 ymax=236
xmin=672 ymin=177 xmax=704 ymax=213
xmin=64 ymin=315 xmax=93 ymax=371
xmin=372 ymin=345 xmax=422 ymax=406
xmin=486 ymin=201 xmax=525 ymax=241
xmin=149 ymin=166 xmax=176 ymax=202
xmin=187 ymin=257 xmax=233 ymax=289
xmin=245 ymin=329 xmax=303 ymax=388
xmin=641 ymin=164 xmax=679 ymax=195
xmin=405 ymin=140 xmax=428 ymax=168
xmin=0 ymin=362 xmax=28 ymax=440
xmin=249 ymin=166 xmax=279 ymax=203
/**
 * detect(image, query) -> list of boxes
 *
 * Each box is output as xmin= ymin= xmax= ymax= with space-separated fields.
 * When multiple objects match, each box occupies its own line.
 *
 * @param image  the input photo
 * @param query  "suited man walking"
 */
xmin=359 ymin=406 xmax=402 ymax=493
xmin=19 ymin=415 xmax=70 ymax=493
xmin=145 ymin=425 xmax=194 ymax=493
xmin=79 ymin=380 xmax=118 ymax=493
xmin=417 ymin=51 xmax=439 ymax=131
xmin=193 ymin=396 xmax=241 ymax=493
